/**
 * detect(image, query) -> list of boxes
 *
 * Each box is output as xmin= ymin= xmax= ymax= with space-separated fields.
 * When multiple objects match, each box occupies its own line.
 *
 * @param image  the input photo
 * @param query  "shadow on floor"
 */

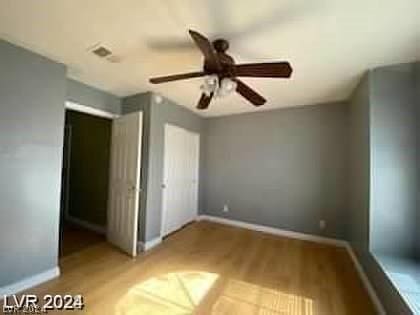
xmin=61 ymin=222 xmax=105 ymax=257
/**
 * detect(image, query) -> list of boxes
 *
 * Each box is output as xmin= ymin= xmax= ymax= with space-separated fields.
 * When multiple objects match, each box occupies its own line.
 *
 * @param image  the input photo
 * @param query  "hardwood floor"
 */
xmin=61 ymin=223 xmax=105 ymax=257
xmin=24 ymin=221 xmax=375 ymax=314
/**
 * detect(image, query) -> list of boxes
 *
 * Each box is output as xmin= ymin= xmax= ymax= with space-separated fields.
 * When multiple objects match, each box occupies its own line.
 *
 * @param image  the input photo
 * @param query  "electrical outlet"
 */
xmin=223 ymin=204 xmax=229 ymax=213
xmin=319 ymin=220 xmax=326 ymax=230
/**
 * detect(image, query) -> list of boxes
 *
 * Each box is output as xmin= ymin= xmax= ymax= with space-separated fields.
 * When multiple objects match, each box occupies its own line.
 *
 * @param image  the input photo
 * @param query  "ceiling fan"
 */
xmin=149 ymin=30 xmax=293 ymax=110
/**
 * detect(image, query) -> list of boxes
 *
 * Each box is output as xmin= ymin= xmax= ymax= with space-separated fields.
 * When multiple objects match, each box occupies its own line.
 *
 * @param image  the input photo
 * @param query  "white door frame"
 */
xmin=65 ymin=101 xmax=120 ymax=119
xmin=161 ymin=123 xmax=200 ymax=238
xmin=62 ymin=101 xmax=119 ymax=231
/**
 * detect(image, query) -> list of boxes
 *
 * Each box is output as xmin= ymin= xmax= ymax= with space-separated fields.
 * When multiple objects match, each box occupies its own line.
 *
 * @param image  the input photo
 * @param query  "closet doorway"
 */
xmin=60 ymin=107 xmax=113 ymax=257
xmin=161 ymin=124 xmax=200 ymax=237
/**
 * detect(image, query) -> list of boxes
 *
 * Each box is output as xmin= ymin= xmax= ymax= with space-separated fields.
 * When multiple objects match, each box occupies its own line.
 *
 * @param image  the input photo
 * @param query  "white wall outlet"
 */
xmin=319 ymin=220 xmax=326 ymax=230
xmin=223 ymin=204 xmax=229 ymax=213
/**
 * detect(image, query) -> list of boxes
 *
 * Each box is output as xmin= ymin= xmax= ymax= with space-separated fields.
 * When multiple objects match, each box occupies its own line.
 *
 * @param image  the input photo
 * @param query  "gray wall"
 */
xmin=121 ymin=92 xmax=150 ymax=116
xmin=416 ymin=62 xmax=420 ymax=260
xmin=121 ymin=93 xmax=203 ymax=242
xmin=348 ymin=71 xmax=413 ymax=315
xmin=0 ymin=40 xmax=66 ymax=287
xmin=201 ymin=102 xmax=349 ymax=239
xmin=66 ymin=79 xmax=121 ymax=115
xmin=348 ymin=73 xmax=371 ymax=254
xmin=369 ymin=64 xmax=418 ymax=258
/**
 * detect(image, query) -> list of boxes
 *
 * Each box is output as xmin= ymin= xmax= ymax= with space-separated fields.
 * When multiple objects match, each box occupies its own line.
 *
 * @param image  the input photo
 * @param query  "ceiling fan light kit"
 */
xmin=200 ymin=75 xmax=238 ymax=98
xmin=218 ymin=78 xmax=238 ymax=96
xmin=150 ymin=29 xmax=293 ymax=110
xmin=200 ymin=74 xmax=218 ymax=97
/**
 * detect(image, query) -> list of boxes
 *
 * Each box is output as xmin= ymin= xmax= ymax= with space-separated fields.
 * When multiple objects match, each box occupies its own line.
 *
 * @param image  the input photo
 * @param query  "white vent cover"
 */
xmin=88 ymin=43 xmax=121 ymax=63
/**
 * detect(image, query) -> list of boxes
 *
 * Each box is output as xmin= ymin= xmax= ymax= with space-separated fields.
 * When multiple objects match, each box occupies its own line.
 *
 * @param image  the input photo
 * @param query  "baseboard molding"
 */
xmin=66 ymin=215 xmax=106 ymax=235
xmin=138 ymin=236 xmax=162 ymax=252
xmin=344 ymin=244 xmax=386 ymax=315
xmin=198 ymin=215 xmax=348 ymax=247
xmin=0 ymin=267 xmax=60 ymax=297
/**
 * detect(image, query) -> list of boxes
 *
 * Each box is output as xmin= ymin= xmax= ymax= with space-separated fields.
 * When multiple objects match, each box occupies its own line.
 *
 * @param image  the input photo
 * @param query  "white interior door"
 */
xmin=107 ymin=112 xmax=142 ymax=256
xmin=162 ymin=124 xmax=200 ymax=237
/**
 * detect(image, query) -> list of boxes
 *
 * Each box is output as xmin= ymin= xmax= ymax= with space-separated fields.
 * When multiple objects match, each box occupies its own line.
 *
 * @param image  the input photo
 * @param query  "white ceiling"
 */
xmin=1 ymin=0 xmax=419 ymax=117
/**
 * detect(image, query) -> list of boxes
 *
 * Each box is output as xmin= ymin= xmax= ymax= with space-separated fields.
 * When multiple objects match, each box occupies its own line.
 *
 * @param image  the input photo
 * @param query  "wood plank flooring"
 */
xmin=61 ymin=223 xmax=105 ymax=257
xmin=20 ymin=221 xmax=376 ymax=314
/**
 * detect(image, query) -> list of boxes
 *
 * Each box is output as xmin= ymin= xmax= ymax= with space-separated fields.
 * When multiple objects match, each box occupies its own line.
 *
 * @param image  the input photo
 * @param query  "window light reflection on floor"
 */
xmin=116 ymin=271 xmax=219 ymax=314
xmin=214 ymin=279 xmax=313 ymax=315
xmin=116 ymin=272 xmax=314 ymax=315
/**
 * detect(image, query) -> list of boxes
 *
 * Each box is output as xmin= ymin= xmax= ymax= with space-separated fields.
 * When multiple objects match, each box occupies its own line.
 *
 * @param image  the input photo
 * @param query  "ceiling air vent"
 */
xmin=88 ymin=43 xmax=121 ymax=63
xmin=92 ymin=46 xmax=112 ymax=58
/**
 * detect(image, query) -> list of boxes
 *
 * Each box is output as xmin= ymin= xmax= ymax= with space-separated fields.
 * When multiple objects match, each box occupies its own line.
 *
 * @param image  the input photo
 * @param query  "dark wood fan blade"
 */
xmin=235 ymin=79 xmax=266 ymax=106
xmin=189 ymin=30 xmax=222 ymax=71
xmin=149 ymin=71 xmax=206 ymax=84
xmin=232 ymin=62 xmax=292 ymax=78
xmin=197 ymin=93 xmax=213 ymax=110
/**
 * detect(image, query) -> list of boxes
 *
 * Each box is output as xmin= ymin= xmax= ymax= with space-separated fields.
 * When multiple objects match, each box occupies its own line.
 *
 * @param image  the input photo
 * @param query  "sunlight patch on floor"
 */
xmin=116 ymin=272 xmax=313 ymax=315
xmin=116 ymin=271 xmax=219 ymax=315
xmin=212 ymin=279 xmax=313 ymax=315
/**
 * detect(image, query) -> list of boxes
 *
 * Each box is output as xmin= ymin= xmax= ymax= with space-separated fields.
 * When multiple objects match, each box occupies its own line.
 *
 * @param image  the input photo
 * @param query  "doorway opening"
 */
xmin=59 ymin=109 xmax=112 ymax=257
xmin=59 ymin=103 xmax=143 ymax=259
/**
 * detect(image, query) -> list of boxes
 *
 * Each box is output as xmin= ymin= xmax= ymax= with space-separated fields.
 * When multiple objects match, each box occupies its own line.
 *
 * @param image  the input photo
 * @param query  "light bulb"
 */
xmin=201 ymin=75 xmax=219 ymax=97
xmin=200 ymin=84 xmax=213 ymax=97
xmin=217 ymin=78 xmax=237 ymax=97
xmin=221 ymin=78 xmax=237 ymax=92
xmin=205 ymin=75 xmax=218 ymax=87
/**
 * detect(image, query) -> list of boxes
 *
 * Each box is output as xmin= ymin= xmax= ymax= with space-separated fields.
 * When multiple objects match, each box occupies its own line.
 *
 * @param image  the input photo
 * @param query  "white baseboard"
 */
xmin=66 ymin=215 xmax=106 ymax=235
xmin=344 ymin=245 xmax=386 ymax=315
xmin=138 ymin=236 xmax=162 ymax=252
xmin=198 ymin=214 xmax=385 ymax=315
xmin=0 ymin=267 xmax=60 ymax=297
xmin=198 ymin=215 xmax=348 ymax=247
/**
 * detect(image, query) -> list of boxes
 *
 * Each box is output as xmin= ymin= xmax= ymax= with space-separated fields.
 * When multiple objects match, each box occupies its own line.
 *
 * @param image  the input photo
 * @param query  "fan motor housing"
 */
xmin=213 ymin=39 xmax=229 ymax=53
